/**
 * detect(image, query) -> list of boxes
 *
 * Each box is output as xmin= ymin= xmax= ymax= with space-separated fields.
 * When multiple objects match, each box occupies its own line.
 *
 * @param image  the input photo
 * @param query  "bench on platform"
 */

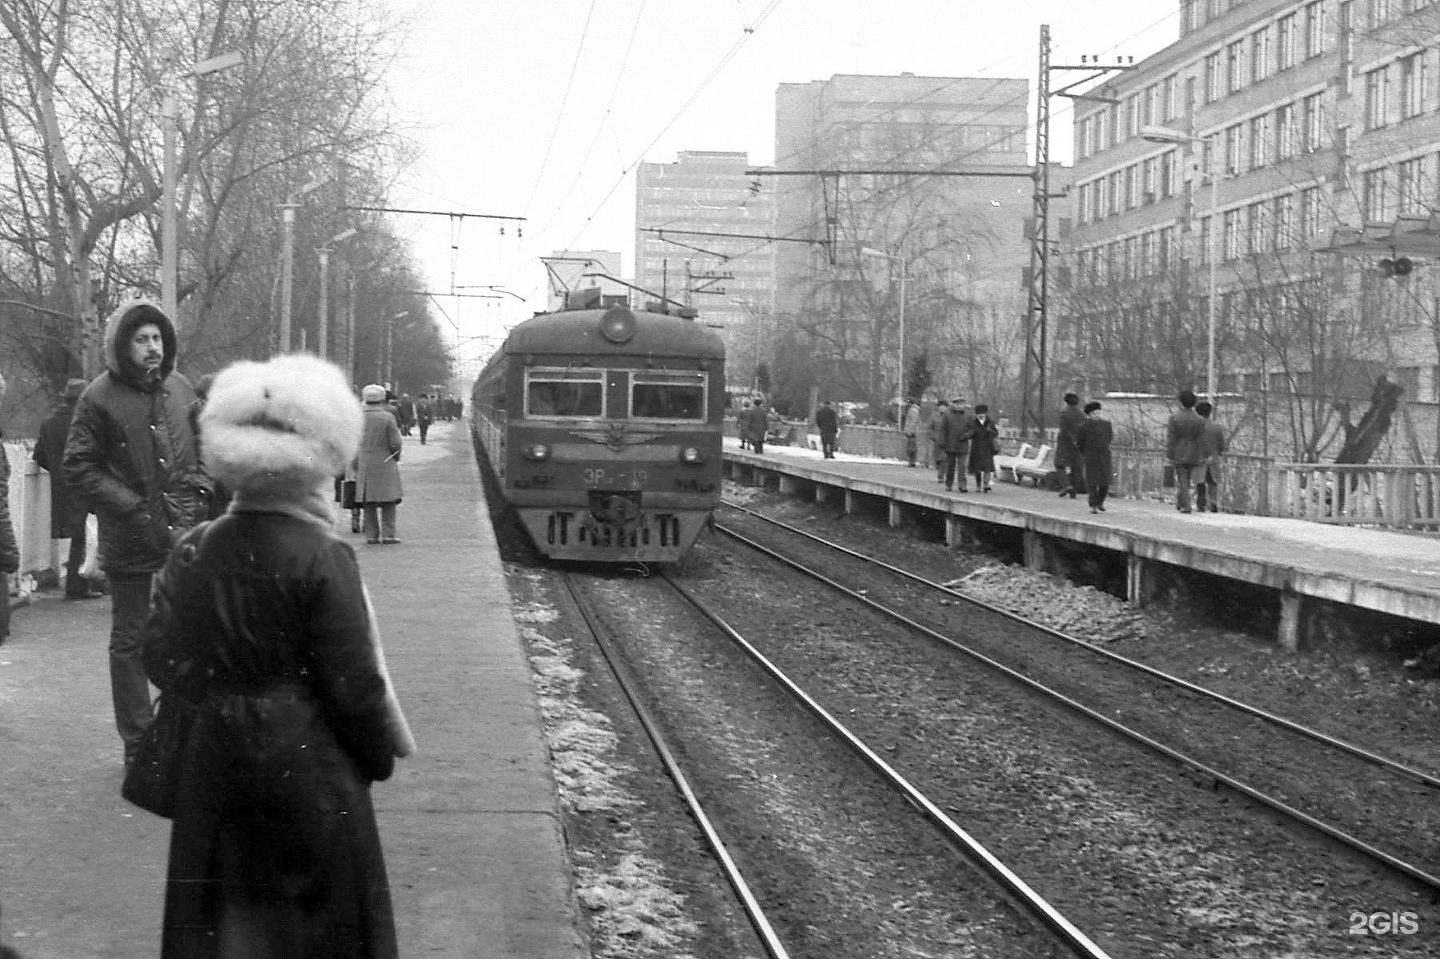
xmin=1011 ymin=445 xmax=1056 ymax=486
xmin=993 ymin=443 xmax=1033 ymax=482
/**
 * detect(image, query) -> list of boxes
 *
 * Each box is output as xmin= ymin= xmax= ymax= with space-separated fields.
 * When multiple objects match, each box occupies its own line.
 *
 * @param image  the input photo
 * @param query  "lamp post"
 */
xmin=161 ymin=51 xmax=243 ymax=321
xmin=315 ymin=227 xmax=357 ymax=360
xmin=383 ymin=310 xmax=408 ymax=386
xmin=1141 ymin=124 xmax=1219 ymax=404
xmin=860 ymin=247 xmax=908 ymax=404
xmin=277 ymin=176 xmax=328 ymax=354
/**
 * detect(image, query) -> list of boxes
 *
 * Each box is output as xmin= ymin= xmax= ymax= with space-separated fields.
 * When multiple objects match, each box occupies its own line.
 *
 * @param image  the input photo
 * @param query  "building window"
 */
xmin=1162 ymin=74 xmax=1178 ymax=120
xmin=1277 ymin=14 xmax=1297 ymax=71
xmin=1371 ymin=0 xmax=1392 ymax=28
xmin=1109 ymin=171 xmax=1122 ymax=216
xmin=1126 ymin=94 xmax=1140 ymax=138
xmin=1223 ymin=209 xmax=1243 ymax=260
xmin=1301 ymin=92 xmax=1325 ymax=151
xmin=1161 ymin=149 xmax=1179 ymax=197
xmin=1275 ymin=103 xmax=1296 ymax=159
xmin=1143 ymin=156 xmax=1159 ymax=203
xmin=1251 ymin=28 xmax=1272 ymax=84
xmin=1248 ymin=201 xmax=1268 ymax=254
xmin=1227 ymin=40 xmax=1247 ymax=93
xmin=1363 ymin=167 xmax=1391 ymax=222
xmin=1274 ymin=192 xmax=1296 ymax=249
xmin=1125 ymin=165 xmax=1139 ymax=209
xmin=1400 ymin=53 xmax=1427 ymax=120
xmin=1300 ymin=185 xmax=1324 ymax=240
xmin=1199 ymin=215 xmax=1213 ymax=266
xmin=1225 ymin=123 xmax=1245 ymax=174
xmin=1399 ymin=156 xmax=1427 ymax=214
xmin=1303 ymin=1 xmax=1326 ymax=59
xmin=1365 ymin=66 xmax=1391 ymax=129
xmin=1205 ymin=51 xmax=1223 ymax=102
xmin=1249 ymin=114 xmax=1270 ymax=168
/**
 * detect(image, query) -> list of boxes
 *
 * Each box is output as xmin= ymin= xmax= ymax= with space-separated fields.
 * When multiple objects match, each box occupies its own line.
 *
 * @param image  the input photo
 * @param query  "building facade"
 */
xmin=1064 ymin=0 xmax=1440 ymax=459
xmin=633 ymin=151 xmax=775 ymax=389
xmin=771 ymin=73 xmax=1036 ymax=415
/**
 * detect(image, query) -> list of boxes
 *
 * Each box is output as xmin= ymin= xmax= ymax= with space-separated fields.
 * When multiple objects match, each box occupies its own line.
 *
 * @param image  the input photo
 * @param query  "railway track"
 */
xmin=714 ymin=500 xmax=1440 ymax=894
xmin=556 ymin=567 xmax=1113 ymax=959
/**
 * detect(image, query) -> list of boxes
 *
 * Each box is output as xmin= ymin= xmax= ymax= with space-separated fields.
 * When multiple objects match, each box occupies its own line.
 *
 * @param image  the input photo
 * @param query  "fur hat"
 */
xmin=1084 ymin=401 xmax=1102 ymax=414
xmin=200 ymin=354 xmax=362 ymax=496
xmin=362 ymin=384 xmax=387 ymax=403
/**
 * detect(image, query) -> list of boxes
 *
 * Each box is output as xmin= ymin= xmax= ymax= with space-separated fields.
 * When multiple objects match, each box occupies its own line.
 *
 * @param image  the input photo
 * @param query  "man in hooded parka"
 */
xmin=64 ymin=299 xmax=209 ymax=765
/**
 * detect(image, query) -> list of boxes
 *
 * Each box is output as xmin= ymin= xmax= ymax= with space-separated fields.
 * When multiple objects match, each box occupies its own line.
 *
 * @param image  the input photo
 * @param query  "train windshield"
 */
xmin=630 ymin=371 xmax=706 ymax=421
xmin=526 ymin=369 xmax=604 ymax=417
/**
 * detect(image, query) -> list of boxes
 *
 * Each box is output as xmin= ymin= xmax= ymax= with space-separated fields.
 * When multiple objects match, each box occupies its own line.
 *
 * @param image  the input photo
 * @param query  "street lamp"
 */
xmin=315 ymin=227 xmax=357 ymax=360
xmin=860 ymin=247 xmax=908 ymax=404
xmin=383 ymin=310 xmax=408 ymax=386
xmin=277 ymin=176 xmax=328 ymax=354
xmin=1141 ymin=124 xmax=1219 ymax=405
xmin=162 ymin=51 xmax=243 ymax=321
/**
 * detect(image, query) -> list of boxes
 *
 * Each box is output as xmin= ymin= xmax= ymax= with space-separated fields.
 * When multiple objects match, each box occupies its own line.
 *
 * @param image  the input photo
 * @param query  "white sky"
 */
xmin=384 ymin=0 xmax=1178 ymax=375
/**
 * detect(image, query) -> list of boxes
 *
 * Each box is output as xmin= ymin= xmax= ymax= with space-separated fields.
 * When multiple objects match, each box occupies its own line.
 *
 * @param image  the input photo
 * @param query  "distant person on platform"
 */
xmin=355 ymin=384 xmax=404 ymax=544
xmin=940 ymin=396 xmax=977 ymax=492
xmin=968 ymin=403 xmax=1000 ymax=492
xmin=395 ymin=393 xmax=416 ymax=436
xmin=737 ymin=398 xmax=753 ymax=451
xmin=32 ymin=377 xmax=101 ymax=599
xmin=416 ymin=393 xmax=434 ymax=445
xmin=927 ymin=399 xmax=950 ymax=481
xmin=816 ymin=400 xmax=839 ymax=459
xmin=1196 ymin=400 xmax=1227 ymax=513
xmin=900 ymin=398 xmax=922 ymax=467
xmin=1166 ymin=389 xmax=1207 ymax=514
xmin=745 ymin=394 xmax=768 ymax=454
xmin=0 ymin=374 xmax=19 ymax=643
xmin=1055 ymin=391 xmax=1086 ymax=499
xmin=1076 ymin=400 xmax=1114 ymax=514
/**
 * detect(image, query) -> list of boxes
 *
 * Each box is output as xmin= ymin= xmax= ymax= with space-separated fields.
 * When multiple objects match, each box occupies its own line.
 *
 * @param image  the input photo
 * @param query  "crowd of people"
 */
xmin=4 ymin=298 xmax=415 ymax=956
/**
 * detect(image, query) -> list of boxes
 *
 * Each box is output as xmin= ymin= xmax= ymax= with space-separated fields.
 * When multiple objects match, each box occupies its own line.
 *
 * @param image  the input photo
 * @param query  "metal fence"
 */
xmin=1270 ymin=464 xmax=1440 ymax=529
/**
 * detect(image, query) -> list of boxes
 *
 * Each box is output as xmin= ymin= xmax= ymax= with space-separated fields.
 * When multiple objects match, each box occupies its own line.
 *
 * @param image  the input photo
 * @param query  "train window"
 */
xmin=630 ymin=371 xmax=706 ymax=420
xmin=525 ymin=369 xmax=604 ymax=417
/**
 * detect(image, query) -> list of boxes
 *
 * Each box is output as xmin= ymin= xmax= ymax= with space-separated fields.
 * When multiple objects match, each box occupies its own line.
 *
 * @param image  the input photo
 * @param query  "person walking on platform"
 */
xmin=1196 ymin=400 xmax=1227 ymax=513
xmin=940 ymin=397 xmax=977 ymax=492
xmin=900 ymin=398 xmax=922 ymax=467
xmin=1055 ymin=391 xmax=1086 ymax=498
xmin=736 ymin=398 xmax=753 ymax=451
xmin=33 ymin=377 xmax=102 ymax=599
xmin=816 ymin=400 xmax=839 ymax=459
xmin=1166 ymin=388 xmax=1206 ymax=514
xmin=745 ymin=394 xmax=768 ymax=455
xmin=395 ymin=393 xmax=416 ymax=436
xmin=64 ymin=299 xmax=210 ymax=767
xmin=968 ymin=403 xmax=1000 ymax=492
xmin=927 ymin=399 xmax=949 ymax=481
xmin=0 ymin=374 xmax=19 ymax=643
xmin=416 ymin=393 xmax=434 ymax=445
xmin=143 ymin=352 xmax=414 ymax=959
xmin=356 ymin=384 xmax=404 ymax=544
xmin=1076 ymin=400 xmax=1114 ymax=514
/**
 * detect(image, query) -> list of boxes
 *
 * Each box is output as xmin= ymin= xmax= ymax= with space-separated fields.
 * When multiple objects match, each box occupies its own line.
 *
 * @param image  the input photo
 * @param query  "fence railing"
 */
xmin=1269 ymin=464 xmax=1440 ymax=529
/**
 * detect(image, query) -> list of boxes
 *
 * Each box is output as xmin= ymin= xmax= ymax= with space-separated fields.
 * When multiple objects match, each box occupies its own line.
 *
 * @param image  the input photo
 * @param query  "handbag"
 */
xmin=342 ymin=479 xmax=357 ymax=509
xmin=121 ymin=690 xmax=199 ymax=818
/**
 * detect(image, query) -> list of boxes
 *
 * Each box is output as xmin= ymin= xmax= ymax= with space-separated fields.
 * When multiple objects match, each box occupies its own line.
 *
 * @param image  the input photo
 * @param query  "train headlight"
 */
xmin=522 ymin=443 xmax=552 ymax=461
xmin=678 ymin=446 xmax=705 ymax=464
xmin=598 ymin=305 xmax=637 ymax=344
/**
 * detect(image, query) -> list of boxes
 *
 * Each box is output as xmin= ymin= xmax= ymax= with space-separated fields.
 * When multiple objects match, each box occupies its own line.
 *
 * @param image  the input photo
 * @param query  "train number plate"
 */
xmin=584 ymin=467 xmax=647 ymax=488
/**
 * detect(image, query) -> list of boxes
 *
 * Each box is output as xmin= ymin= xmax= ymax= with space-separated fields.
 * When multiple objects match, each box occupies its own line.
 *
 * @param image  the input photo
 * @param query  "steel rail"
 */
xmin=718 ymin=500 xmax=1440 ymax=791
xmin=559 ymin=572 xmax=792 ymax=959
xmin=711 ymin=521 xmax=1440 ymax=893
xmin=660 ymin=572 xmax=1116 ymax=959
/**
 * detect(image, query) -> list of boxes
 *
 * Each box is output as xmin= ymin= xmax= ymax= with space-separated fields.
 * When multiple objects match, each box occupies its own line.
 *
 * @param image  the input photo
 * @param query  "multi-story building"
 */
xmin=633 ymin=151 xmax=775 ymax=388
xmin=771 ymin=73 xmax=1036 ymax=414
xmin=1065 ymin=0 xmax=1440 ymax=459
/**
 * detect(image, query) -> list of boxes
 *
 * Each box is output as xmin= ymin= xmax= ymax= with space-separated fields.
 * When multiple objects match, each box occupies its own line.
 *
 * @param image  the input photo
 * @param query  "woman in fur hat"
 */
xmin=141 ymin=354 xmax=414 ymax=959
xmin=355 ymin=383 xmax=403 ymax=544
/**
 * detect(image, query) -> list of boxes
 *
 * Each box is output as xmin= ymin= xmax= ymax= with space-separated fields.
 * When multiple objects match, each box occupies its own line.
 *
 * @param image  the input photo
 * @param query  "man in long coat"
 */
xmin=1076 ymin=400 xmax=1114 ymax=514
xmin=356 ymin=384 xmax=404 ymax=544
xmin=1195 ymin=400 xmax=1227 ymax=513
xmin=926 ymin=399 xmax=949 ymax=481
xmin=900 ymin=398 xmax=922 ymax=467
xmin=33 ymin=377 xmax=100 ymax=598
xmin=816 ymin=400 xmax=839 ymax=459
xmin=940 ymin=397 xmax=977 ymax=492
xmin=1166 ymin=388 xmax=1206 ymax=514
xmin=1055 ymin=391 xmax=1086 ymax=498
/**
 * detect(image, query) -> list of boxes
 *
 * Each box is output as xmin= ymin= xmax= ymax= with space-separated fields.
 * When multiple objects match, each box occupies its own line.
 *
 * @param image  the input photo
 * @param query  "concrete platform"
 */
xmin=726 ymin=440 xmax=1440 ymax=650
xmin=0 ymin=420 xmax=585 ymax=959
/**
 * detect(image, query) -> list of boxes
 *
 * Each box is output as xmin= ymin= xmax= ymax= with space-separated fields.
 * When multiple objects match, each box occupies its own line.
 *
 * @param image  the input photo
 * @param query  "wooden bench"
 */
xmin=993 ymin=442 xmax=1033 ymax=483
xmin=1012 ymin=445 xmax=1056 ymax=486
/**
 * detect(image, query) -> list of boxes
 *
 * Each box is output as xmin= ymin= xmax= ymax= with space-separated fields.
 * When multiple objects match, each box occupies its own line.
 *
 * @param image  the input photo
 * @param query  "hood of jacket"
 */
xmin=103 ymin=298 xmax=177 ymax=387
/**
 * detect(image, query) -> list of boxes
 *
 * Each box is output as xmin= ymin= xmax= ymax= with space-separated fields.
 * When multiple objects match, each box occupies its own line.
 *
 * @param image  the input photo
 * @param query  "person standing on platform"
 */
xmin=64 ymin=299 xmax=209 ymax=766
xmin=416 ymin=393 xmax=433 ymax=445
xmin=144 ymin=352 xmax=414 ymax=959
xmin=940 ymin=397 xmax=977 ymax=492
xmin=736 ymin=398 xmax=752 ymax=451
xmin=900 ymin=398 xmax=922 ymax=467
xmin=1195 ymin=400 xmax=1227 ymax=513
xmin=927 ymin=399 xmax=949 ymax=481
xmin=968 ymin=403 xmax=1000 ymax=492
xmin=1076 ymin=400 xmax=1114 ymax=514
xmin=0 ymin=374 xmax=19 ymax=643
xmin=355 ymin=384 xmax=404 ymax=544
xmin=1055 ymin=391 xmax=1086 ymax=498
xmin=745 ymin=394 xmax=768 ymax=454
xmin=33 ymin=377 xmax=101 ymax=599
xmin=816 ymin=400 xmax=839 ymax=459
xmin=1166 ymin=388 xmax=1206 ymax=514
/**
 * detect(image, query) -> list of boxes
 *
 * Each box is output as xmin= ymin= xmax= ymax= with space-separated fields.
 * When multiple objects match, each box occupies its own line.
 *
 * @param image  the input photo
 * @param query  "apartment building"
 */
xmin=633 ymin=151 xmax=775 ymax=387
xmin=1064 ymin=0 xmax=1440 ymax=455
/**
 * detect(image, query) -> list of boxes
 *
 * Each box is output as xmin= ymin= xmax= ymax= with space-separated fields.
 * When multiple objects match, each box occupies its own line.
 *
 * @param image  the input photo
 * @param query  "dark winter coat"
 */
xmin=63 ymin=301 xmax=208 ymax=575
xmin=816 ymin=404 xmax=839 ymax=436
xmin=1166 ymin=406 xmax=1206 ymax=466
xmin=967 ymin=416 xmax=1000 ymax=473
xmin=33 ymin=400 xmax=85 ymax=539
xmin=1076 ymin=415 xmax=1114 ymax=487
xmin=1055 ymin=402 xmax=1087 ymax=470
xmin=142 ymin=511 xmax=401 ymax=959
xmin=355 ymin=405 xmax=403 ymax=504
xmin=939 ymin=407 xmax=977 ymax=454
